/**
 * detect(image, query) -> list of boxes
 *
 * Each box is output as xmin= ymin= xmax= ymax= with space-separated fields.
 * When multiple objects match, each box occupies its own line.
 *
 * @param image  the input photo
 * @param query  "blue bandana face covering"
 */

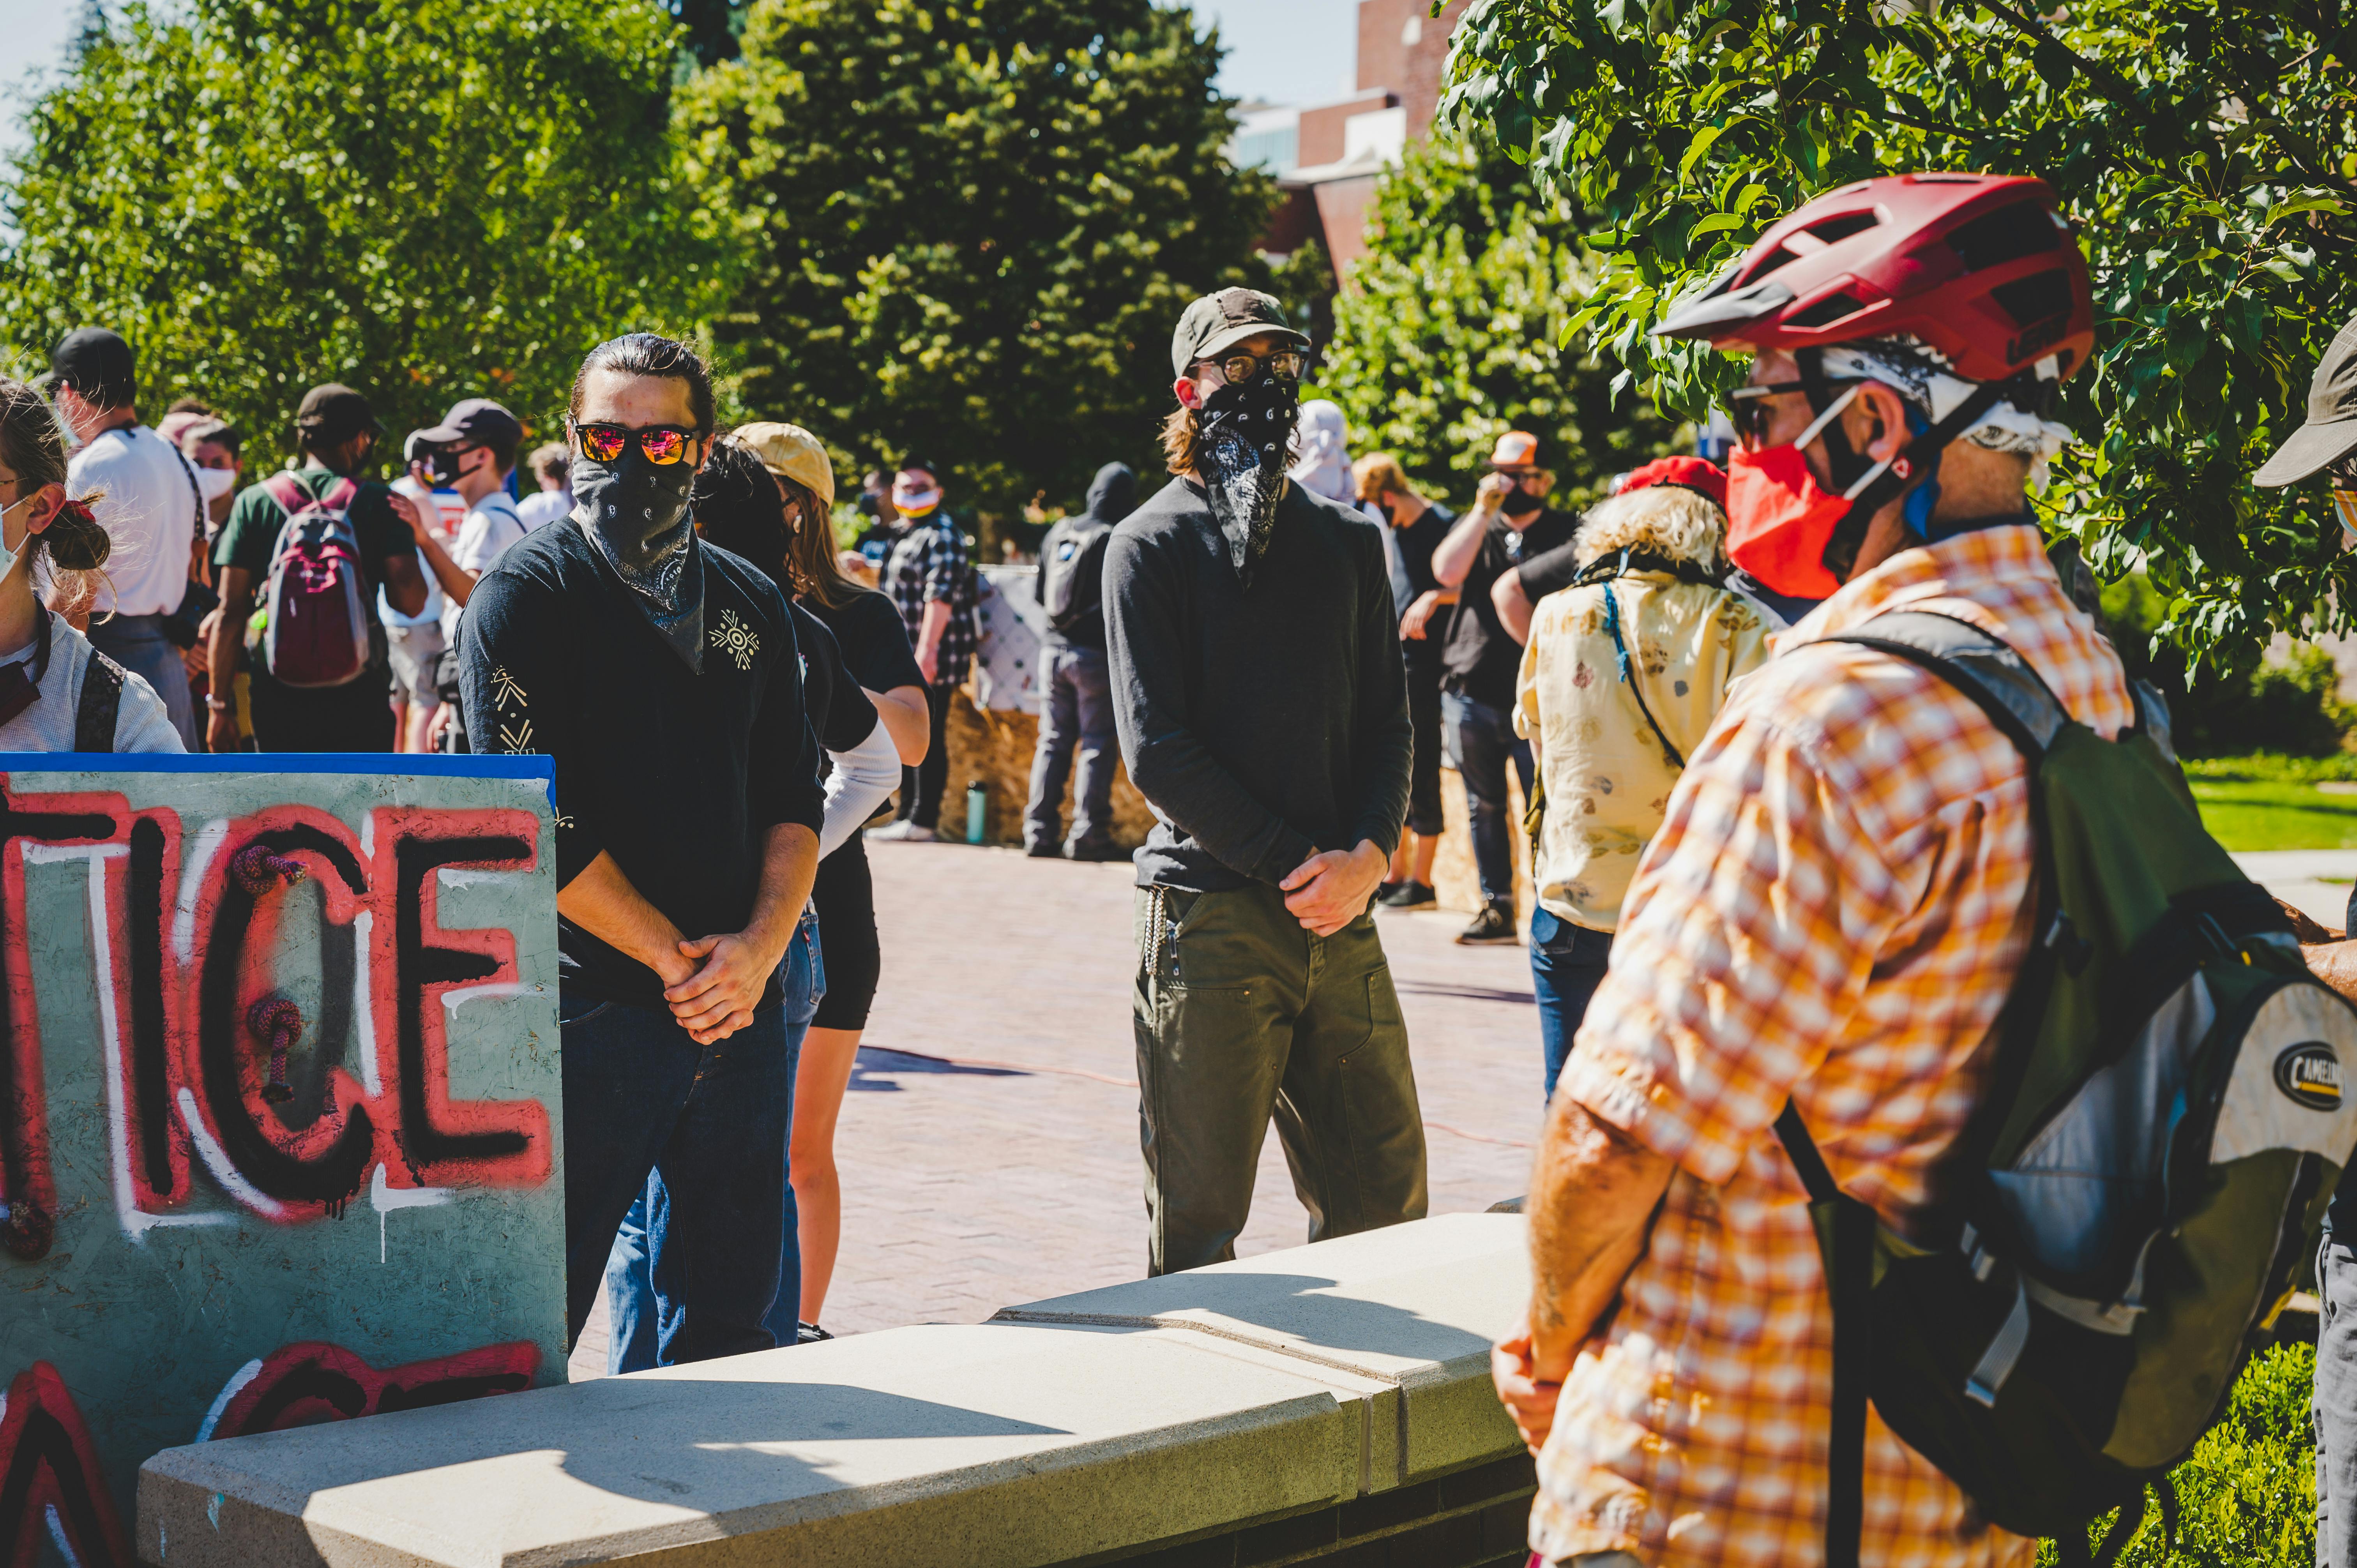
xmin=572 ymin=441 xmax=705 ymax=672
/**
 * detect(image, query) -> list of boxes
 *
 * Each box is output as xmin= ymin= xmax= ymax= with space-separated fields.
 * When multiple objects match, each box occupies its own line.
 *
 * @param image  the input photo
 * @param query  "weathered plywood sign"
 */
xmin=0 ymin=758 xmax=564 ymax=1568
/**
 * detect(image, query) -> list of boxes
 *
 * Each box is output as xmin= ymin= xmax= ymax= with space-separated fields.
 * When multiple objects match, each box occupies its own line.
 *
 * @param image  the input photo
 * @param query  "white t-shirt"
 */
xmin=442 ymin=493 xmax=527 ymax=643
xmin=65 ymin=424 xmax=199 ymax=618
xmin=515 ymin=488 xmax=571 ymax=532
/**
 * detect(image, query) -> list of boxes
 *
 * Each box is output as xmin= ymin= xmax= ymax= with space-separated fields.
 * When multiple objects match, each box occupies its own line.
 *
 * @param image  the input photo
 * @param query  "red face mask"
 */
xmin=1724 ymin=385 xmax=1863 ymax=600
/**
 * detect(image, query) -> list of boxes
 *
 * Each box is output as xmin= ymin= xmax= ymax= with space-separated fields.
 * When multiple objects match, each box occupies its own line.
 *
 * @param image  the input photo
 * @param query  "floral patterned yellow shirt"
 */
xmin=1514 ymin=572 xmax=1772 ymax=932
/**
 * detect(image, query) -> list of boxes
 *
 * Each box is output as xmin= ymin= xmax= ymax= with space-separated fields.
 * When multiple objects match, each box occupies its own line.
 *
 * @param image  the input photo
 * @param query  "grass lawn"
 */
xmin=2191 ymin=778 xmax=2357 ymax=851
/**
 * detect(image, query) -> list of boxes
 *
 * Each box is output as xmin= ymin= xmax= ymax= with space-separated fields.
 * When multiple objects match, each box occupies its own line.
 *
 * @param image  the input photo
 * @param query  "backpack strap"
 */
xmin=1822 ymin=610 xmax=2069 ymax=761
xmin=75 ymin=651 xmax=124 ymax=754
xmin=318 ymin=477 xmax=361 ymax=513
xmin=1601 ymin=576 xmax=1685 ymax=771
xmin=1773 ymin=1102 xmax=1875 ymax=1568
xmin=260 ymin=471 xmax=316 ymax=515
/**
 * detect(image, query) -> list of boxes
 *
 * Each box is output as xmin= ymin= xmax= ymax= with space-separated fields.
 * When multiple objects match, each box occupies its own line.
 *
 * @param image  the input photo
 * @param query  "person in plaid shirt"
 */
xmin=873 ymin=459 xmax=975 ymax=841
xmin=1494 ymin=175 xmax=2111 ymax=1567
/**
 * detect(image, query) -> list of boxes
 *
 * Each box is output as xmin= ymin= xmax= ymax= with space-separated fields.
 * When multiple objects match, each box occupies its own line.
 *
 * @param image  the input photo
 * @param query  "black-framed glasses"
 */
xmin=1201 ymin=348 xmax=1309 ymax=385
xmin=572 ymin=421 xmax=696 ymax=466
xmin=1727 ymin=378 xmax=1862 ymax=449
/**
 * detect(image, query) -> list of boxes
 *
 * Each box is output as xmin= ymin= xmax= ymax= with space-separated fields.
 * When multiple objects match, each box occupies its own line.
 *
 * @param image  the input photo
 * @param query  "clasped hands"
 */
xmin=656 ymin=928 xmax=783 ymax=1045
xmin=1277 ymin=839 xmax=1387 ymax=937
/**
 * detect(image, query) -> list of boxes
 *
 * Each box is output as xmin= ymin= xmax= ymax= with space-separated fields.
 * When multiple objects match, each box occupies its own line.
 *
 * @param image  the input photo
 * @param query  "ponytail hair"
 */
xmin=0 ymin=378 xmax=115 ymax=608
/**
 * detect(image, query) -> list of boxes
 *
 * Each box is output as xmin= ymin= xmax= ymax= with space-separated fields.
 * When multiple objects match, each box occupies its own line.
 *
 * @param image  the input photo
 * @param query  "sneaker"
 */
xmin=1455 ymin=902 xmax=1518 ymax=945
xmin=1024 ymin=839 xmax=1062 ymax=859
xmin=795 ymin=1322 xmax=834 ymax=1346
xmin=1378 ymin=880 xmax=1438 ymax=911
xmin=869 ymin=819 xmax=937 ymax=842
xmin=1066 ymin=838 xmax=1125 ymax=863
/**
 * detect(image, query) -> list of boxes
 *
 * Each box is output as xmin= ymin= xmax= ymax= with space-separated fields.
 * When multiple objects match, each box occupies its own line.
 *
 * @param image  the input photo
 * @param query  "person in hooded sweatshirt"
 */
xmin=1024 ymin=461 xmax=1133 ymax=860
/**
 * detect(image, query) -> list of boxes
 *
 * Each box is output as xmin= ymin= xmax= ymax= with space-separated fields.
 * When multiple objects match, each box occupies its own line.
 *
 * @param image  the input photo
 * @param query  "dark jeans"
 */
xmin=1134 ymin=882 xmax=1428 ymax=1276
xmin=88 ymin=612 xmax=198 ymax=750
xmin=603 ymin=912 xmax=823 ymax=1372
xmin=247 ymin=667 xmax=397 ymax=752
xmin=562 ymin=989 xmax=791 ymax=1365
xmin=1529 ymin=908 xmax=1613 ymax=1101
xmin=1025 ymin=644 xmax=1117 ymax=851
xmin=2322 ymin=1234 xmax=2357 ymax=1566
xmin=1442 ymin=689 xmax=1534 ymax=908
xmin=898 ymin=679 xmax=956 ymax=830
xmin=1403 ymin=645 xmax=1445 ymax=838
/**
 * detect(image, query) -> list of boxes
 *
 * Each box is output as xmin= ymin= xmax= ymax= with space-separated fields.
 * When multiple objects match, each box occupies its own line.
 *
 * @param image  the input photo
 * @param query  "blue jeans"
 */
xmin=1442 ymin=690 xmax=1534 ymax=908
xmin=1025 ymin=644 xmax=1118 ymax=850
xmin=2322 ymin=1228 xmax=2357 ymax=1565
xmin=1529 ymin=908 xmax=1613 ymax=1101
xmin=603 ymin=911 xmax=823 ymax=1373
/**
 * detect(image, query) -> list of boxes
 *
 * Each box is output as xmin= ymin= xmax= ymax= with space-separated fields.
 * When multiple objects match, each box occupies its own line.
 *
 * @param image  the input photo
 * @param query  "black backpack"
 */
xmin=1039 ymin=516 xmax=1112 ymax=637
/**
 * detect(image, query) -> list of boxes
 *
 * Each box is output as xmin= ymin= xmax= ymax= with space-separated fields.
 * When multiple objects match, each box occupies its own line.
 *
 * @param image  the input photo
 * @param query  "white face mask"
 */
xmin=195 ymin=465 xmax=237 ymax=502
xmin=0 ymin=493 xmax=30 ymax=584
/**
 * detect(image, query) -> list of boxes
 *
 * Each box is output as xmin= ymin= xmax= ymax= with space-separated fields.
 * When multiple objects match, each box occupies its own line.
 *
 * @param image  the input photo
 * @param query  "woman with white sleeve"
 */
xmin=0 ymin=377 xmax=185 ymax=753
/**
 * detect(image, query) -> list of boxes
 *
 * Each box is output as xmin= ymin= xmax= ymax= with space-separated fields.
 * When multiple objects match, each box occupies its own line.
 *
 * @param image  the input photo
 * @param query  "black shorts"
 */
xmin=811 ymin=833 xmax=879 ymax=1031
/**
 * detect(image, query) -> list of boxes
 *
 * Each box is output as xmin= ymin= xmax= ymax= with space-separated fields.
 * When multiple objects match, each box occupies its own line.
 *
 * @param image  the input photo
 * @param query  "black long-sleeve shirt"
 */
xmin=1104 ymin=476 xmax=1412 ymax=892
xmin=458 ymin=522 xmax=824 ymax=1007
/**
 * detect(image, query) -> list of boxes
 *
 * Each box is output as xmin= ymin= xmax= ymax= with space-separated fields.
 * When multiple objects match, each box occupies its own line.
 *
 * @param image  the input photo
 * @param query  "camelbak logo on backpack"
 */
xmin=2275 ymin=1041 xmax=2343 ymax=1111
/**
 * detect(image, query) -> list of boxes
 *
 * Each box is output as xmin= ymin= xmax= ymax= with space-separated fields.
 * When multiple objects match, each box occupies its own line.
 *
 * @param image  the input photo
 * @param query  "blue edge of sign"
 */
xmin=0 ymin=752 xmax=556 ymax=795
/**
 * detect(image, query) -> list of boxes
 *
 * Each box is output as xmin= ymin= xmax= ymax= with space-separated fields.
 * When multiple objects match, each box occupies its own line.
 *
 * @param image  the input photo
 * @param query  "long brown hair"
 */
xmin=776 ymin=472 xmax=869 ymax=612
xmin=0 ymin=378 xmax=114 ymax=604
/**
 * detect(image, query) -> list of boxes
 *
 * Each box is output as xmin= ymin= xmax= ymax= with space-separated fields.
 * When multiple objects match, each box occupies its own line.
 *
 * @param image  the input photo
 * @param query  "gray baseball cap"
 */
xmin=2257 ymin=314 xmax=2357 ymax=487
xmin=1170 ymin=288 xmax=1309 ymax=376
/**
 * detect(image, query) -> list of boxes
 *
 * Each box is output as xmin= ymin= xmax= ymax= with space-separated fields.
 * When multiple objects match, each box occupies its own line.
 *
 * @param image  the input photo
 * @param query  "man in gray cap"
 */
xmin=2263 ymin=313 xmax=2357 ymax=1568
xmin=1104 ymin=287 xmax=1426 ymax=1276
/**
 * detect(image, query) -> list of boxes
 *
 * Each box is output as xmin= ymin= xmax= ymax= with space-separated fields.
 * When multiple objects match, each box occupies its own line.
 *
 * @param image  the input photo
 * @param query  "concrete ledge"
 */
xmin=138 ymin=1215 xmax=1529 ymax=1567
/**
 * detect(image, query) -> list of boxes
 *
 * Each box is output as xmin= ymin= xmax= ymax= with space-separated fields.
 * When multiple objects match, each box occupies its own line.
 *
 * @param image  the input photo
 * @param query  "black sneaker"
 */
xmin=1067 ymin=838 xmax=1125 ymax=863
xmin=1024 ymin=839 xmax=1062 ymax=858
xmin=1378 ymin=880 xmax=1437 ymax=911
xmin=795 ymin=1321 xmax=833 ymax=1345
xmin=1455 ymin=902 xmax=1518 ymax=945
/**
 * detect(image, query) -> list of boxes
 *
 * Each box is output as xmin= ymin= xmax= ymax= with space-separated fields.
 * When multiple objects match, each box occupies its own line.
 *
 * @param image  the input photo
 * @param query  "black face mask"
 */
xmin=572 ymin=442 xmax=705 ymax=672
xmin=1195 ymin=373 xmax=1300 ymax=588
xmin=1500 ymin=483 xmax=1543 ymax=518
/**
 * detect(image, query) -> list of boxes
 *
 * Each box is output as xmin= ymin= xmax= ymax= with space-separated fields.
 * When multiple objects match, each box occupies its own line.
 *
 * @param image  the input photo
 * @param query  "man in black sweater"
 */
xmin=1105 ymin=288 xmax=1427 ymax=1277
xmin=458 ymin=333 xmax=823 ymax=1363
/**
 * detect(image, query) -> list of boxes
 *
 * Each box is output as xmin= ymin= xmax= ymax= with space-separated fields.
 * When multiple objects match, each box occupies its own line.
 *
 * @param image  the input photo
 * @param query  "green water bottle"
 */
xmin=965 ymin=780 xmax=988 ymax=845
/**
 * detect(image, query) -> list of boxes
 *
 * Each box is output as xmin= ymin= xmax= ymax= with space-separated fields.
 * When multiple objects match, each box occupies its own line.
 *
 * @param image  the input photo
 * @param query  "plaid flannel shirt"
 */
xmin=1531 ymin=524 xmax=2136 ymax=1568
xmin=884 ymin=512 xmax=978 ymax=687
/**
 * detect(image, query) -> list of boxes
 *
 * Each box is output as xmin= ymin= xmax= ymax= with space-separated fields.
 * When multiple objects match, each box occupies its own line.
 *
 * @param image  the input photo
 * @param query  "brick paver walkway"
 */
xmin=572 ymin=842 xmax=1541 ymax=1374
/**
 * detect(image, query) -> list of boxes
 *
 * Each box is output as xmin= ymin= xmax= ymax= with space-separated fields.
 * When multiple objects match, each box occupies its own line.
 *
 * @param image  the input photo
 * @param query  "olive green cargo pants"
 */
xmin=1134 ymin=882 xmax=1429 ymax=1277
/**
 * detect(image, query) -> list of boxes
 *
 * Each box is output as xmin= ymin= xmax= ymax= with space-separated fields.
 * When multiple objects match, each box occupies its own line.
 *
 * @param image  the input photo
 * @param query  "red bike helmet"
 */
xmin=1654 ymin=173 xmax=2094 ymax=384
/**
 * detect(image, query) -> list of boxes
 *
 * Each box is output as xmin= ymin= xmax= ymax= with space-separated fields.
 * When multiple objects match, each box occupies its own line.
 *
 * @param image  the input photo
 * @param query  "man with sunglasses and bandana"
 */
xmin=1491 ymin=175 xmax=2127 ymax=1568
xmin=2251 ymin=310 xmax=2357 ymax=1568
xmin=1105 ymin=286 xmax=1425 ymax=1278
xmin=457 ymin=332 xmax=825 ymax=1364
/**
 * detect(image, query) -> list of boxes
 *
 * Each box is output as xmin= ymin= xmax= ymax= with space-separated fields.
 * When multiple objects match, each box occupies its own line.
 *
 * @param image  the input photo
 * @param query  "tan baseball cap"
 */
xmin=1489 ymin=430 xmax=1542 ymax=468
xmin=732 ymin=421 xmax=836 ymax=508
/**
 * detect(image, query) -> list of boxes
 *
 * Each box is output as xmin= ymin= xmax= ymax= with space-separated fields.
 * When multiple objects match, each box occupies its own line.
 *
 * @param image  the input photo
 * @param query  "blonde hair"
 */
xmin=1574 ymin=484 xmax=1727 ymax=572
xmin=1353 ymin=452 xmax=1412 ymax=505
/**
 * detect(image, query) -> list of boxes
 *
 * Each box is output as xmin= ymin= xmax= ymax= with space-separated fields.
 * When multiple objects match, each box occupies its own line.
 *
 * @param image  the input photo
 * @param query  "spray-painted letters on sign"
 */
xmin=0 ymin=760 xmax=564 ymax=1568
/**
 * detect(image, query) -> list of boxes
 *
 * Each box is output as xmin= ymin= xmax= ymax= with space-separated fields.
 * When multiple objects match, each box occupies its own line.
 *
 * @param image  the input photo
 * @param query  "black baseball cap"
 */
xmin=46 ymin=327 xmax=137 ymax=405
xmin=1170 ymin=288 xmax=1310 ymax=376
xmin=294 ymin=383 xmax=383 ymax=444
xmin=2257 ymin=314 xmax=2357 ymax=487
xmin=415 ymin=397 xmax=523 ymax=452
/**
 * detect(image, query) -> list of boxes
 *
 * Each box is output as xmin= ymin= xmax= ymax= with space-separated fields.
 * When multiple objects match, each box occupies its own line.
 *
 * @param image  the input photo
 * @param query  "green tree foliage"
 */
xmin=1311 ymin=133 xmax=1677 ymax=510
xmin=1441 ymin=0 xmax=2353 ymax=671
xmin=678 ymin=0 xmax=1277 ymax=533
xmin=0 ymin=0 xmax=727 ymax=461
xmin=2103 ymin=572 xmax=2355 ymax=757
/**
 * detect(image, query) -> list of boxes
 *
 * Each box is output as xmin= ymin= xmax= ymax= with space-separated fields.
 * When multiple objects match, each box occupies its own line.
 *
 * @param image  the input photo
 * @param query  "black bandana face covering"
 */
xmin=1196 ymin=373 xmax=1299 ymax=587
xmin=572 ymin=441 xmax=705 ymax=671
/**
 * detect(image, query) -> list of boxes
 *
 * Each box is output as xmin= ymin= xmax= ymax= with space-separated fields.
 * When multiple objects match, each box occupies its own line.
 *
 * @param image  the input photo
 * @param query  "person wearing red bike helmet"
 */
xmin=1491 ymin=175 xmax=2134 ymax=1568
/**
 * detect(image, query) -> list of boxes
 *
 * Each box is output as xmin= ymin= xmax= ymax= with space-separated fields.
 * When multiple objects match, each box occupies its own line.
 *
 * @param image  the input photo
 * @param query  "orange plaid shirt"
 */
xmin=1531 ymin=524 xmax=2135 ymax=1568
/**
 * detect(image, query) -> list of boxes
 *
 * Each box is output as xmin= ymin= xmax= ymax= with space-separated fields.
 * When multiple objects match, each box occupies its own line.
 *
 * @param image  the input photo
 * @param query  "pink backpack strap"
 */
xmin=260 ymin=472 xmax=314 ymax=514
xmin=318 ymin=477 xmax=360 ymax=512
